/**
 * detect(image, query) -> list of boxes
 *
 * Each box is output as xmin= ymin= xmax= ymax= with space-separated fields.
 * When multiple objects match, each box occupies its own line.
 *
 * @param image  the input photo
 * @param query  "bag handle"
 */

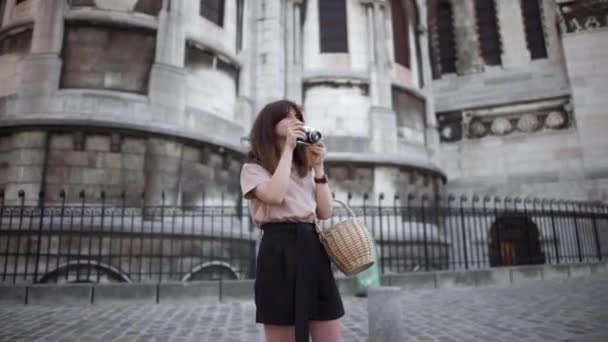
xmin=331 ymin=199 xmax=358 ymax=219
xmin=315 ymin=199 xmax=358 ymax=234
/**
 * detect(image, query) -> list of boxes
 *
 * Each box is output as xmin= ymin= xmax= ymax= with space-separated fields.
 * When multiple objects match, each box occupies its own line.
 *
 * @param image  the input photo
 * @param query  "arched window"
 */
xmin=521 ymin=0 xmax=547 ymax=59
xmin=0 ymin=0 xmax=6 ymax=27
xmin=200 ymin=0 xmax=224 ymax=27
xmin=474 ymin=0 xmax=502 ymax=66
xmin=390 ymin=0 xmax=410 ymax=68
xmin=433 ymin=0 xmax=456 ymax=77
xmin=319 ymin=0 xmax=348 ymax=53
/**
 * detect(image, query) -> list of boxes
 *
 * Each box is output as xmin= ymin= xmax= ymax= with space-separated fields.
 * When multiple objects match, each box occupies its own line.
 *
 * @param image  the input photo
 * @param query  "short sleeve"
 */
xmin=240 ymin=163 xmax=272 ymax=199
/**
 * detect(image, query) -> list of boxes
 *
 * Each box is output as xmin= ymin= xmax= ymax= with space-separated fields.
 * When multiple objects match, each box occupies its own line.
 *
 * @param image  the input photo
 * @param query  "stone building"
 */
xmin=0 ymin=0 xmax=606 ymax=282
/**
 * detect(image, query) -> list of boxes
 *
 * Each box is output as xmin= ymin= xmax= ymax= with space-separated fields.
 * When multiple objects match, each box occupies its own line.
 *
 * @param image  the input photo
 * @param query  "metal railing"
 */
xmin=1 ymin=190 xmax=606 ymax=284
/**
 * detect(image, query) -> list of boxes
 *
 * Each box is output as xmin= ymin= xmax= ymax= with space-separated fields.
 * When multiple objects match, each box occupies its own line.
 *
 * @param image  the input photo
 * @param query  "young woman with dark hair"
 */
xmin=240 ymin=100 xmax=344 ymax=342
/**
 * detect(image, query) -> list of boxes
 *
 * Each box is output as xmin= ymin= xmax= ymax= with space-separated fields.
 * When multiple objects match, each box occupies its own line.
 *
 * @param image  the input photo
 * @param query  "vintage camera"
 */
xmin=297 ymin=126 xmax=322 ymax=145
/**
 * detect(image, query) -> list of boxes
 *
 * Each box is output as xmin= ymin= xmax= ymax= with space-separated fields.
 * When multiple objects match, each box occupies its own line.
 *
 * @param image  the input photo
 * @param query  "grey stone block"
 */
xmin=94 ymin=283 xmax=157 ymax=304
xmin=157 ymin=281 xmax=219 ymax=303
xmin=27 ymin=283 xmax=92 ymax=305
xmin=435 ymin=270 xmax=477 ymax=289
xmin=388 ymin=272 xmax=436 ymax=290
xmin=335 ymin=276 xmax=360 ymax=296
xmin=0 ymin=285 xmax=27 ymax=305
xmin=543 ymin=264 xmax=570 ymax=280
xmin=510 ymin=265 xmax=543 ymax=284
xmin=220 ymin=279 xmax=254 ymax=301
xmin=368 ymin=287 xmax=404 ymax=342
xmin=588 ymin=261 xmax=608 ymax=275
xmin=569 ymin=263 xmax=592 ymax=278
xmin=475 ymin=268 xmax=512 ymax=287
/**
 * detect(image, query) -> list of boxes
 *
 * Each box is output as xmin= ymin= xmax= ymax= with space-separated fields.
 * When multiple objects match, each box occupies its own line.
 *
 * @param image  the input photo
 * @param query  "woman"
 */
xmin=240 ymin=100 xmax=344 ymax=342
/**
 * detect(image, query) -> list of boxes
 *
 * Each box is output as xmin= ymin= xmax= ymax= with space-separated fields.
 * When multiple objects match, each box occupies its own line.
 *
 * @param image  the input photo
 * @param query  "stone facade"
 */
xmin=432 ymin=0 xmax=608 ymax=202
xmin=0 ymin=0 xmax=607 ymax=283
xmin=0 ymin=0 xmax=604 ymax=207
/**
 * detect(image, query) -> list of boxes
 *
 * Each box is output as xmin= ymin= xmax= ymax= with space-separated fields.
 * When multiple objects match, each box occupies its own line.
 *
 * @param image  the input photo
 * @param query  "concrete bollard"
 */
xmin=367 ymin=286 xmax=404 ymax=342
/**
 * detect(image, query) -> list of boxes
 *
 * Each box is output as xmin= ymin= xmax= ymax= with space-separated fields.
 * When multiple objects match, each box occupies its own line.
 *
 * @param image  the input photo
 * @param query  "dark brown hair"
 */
xmin=246 ymin=100 xmax=311 ymax=177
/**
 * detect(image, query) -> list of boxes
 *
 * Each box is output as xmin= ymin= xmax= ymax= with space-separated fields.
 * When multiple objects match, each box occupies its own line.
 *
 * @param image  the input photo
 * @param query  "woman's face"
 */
xmin=274 ymin=107 xmax=301 ymax=138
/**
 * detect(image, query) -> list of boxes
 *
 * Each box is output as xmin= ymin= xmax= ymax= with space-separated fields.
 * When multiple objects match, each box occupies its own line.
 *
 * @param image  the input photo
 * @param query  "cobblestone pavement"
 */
xmin=0 ymin=274 xmax=607 ymax=342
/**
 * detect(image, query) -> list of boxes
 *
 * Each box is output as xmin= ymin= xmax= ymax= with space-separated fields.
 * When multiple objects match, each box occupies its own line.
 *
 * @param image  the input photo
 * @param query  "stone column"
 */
xmin=253 ymin=0 xmax=286 ymax=108
xmin=496 ymin=0 xmax=531 ymax=68
xmin=368 ymin=287 xmax=405 ymax=342
xmin=4 ymin=131 xmax=48 ymax=206
xmin=235 ymin=0 xmax=254 ymax=138
xmin=416 ymin=0 xmax=440 ymax=162
xmin=143 ymin=138 xmax=183 ymax=208
xmin=285 ymin=0 xmax=304 ymax=104
xmin=366 ymin=0 xmax=399 ymax=154
xmin=19 ymin=0 xmax=64 ymax=97
xmin=541 ymin=0 xmax=563 ymax=61
xmin=149 ymin=0 xmax=187 ymax=112
xmin=452 ymin=0 xmax=483 ymax=74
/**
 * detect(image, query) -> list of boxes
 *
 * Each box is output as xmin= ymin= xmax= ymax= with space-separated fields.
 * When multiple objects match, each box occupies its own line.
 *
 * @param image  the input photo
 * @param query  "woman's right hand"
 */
xmin=284 ymin=121 xmax=307 ymax=152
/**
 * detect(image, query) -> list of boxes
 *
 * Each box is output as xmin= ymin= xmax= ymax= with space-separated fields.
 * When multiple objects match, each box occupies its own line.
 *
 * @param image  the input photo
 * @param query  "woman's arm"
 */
xmin=314 ymin=165 xmax=333 ymax=220
xmin=253 ymin=120 xmax=305 ymax=205
xmin=253 ymin=148 xmax=294 ymax=205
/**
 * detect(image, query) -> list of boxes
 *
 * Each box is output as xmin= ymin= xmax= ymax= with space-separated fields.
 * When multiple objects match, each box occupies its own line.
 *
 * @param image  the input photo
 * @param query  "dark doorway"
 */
xmin=489 ymin=215 xmax=545 ymax=266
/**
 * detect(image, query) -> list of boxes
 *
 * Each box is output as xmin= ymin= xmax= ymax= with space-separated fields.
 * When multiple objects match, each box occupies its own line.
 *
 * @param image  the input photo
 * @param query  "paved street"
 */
xmin=0 ymin=274 xmax=607 ymax=342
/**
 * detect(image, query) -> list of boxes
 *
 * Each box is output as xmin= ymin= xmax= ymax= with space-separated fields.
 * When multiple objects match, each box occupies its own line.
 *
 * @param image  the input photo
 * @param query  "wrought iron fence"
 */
xmin=0 ymin=190 xmax=607 ymax=284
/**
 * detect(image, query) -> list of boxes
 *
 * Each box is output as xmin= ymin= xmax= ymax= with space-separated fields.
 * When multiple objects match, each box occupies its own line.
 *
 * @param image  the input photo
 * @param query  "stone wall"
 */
xmin=0 ymin=129 xmax=243 ymax=207
xmin=559 ymin=2 xmax=608 ymax=201
xmin=61 ymin=23 xmax=156 ymax=94
xmin=0 ymin=28 xmax=31 ymax=97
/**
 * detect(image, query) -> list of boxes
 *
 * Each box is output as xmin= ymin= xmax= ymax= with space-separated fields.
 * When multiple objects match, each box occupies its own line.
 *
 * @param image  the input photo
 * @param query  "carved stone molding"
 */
xmin=557 ymin=0 xmax=608 ymax=34
xmin=437 ymin=99 xmax=573 ymax=142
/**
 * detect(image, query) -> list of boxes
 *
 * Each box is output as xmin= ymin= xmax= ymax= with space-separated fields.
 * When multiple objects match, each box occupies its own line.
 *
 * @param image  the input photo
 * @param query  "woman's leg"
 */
xmin=310 ymin=319 xmax=341 ymax=342
xmin=264 ymin=324 xmax=295 ymax=342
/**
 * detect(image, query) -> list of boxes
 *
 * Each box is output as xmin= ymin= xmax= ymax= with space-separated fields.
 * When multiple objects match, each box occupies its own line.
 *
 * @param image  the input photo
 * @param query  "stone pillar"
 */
xmin=149 ymin=1 xmax=187 ymax=115
xmin=253 ymin=0 xmax=286 ymax=109
xmin=368 ymin=287 xmax=404 ymax=342
xmin=19 ymin=0 xmax=64 ymax=97
xmin=452 ymin=0 xmax=483 ymax=74
xmin=285 ymin=0 xmax=304 ymax=104
xmin=361 ymin=1 xmax=378 ymax=105
xmin=4 ymin=131 xmax=48 ymax=206
xmin=235 ymin=0 xmax=254 ymax=138
xmin=361 ymin=0 xmax=399 ymax=154
xmin=416 ymin=0 xmax=440 ymax=161
xmin=143 ymin=138 xmax=183 ymax=207
xmin=541 ymin=0 xmax=563 ymax=61
xmin=496 ymin=0 xmax=531 ymax=68
xmin=372 ymin=0 xmax=392 ymax=107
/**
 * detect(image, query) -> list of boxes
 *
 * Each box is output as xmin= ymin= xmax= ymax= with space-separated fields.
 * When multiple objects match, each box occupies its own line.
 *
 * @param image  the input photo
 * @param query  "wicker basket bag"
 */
xmin=315 ymin=199 xmax=374 ymax=276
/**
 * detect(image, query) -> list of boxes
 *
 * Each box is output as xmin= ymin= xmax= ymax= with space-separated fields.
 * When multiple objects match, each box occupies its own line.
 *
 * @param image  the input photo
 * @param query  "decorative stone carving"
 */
xmin=469 ymin=120 xmax=487 ymax=137
xmin=491 ymin=118 xmax=513 ymax=135
xmin=545 ymin=111 xmax=566 ymax=129
xmin=517 ymin=114 xmax=539 ymax=132
xmin=557 ymin=0 xmax=608 ymax=34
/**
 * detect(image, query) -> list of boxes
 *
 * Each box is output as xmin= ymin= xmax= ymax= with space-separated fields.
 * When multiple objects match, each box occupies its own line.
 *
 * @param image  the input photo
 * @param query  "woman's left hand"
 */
xmin=307 ymin=143 xmax=326 ymax=169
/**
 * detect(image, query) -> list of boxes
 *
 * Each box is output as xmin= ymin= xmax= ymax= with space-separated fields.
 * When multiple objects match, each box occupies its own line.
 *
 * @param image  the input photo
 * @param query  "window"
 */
xmin=434 ymin=0 xmax=456 ymax=76
xmin=236 ymin=0 xmax=243 ymax=51
xmin=390 ymin=0 xmax=410 ymax=68
xmin=61 ymin=24 xmax=156 ymax=94
xmin=319 ymin=0 xmax=348 ymax=53
xmin=474 ymin=0 xmax=502 ymax=66
xmin=0 ymin=0 xmax=5 ymax=27
xmin=521 ymin=0 xmax=547 ymax=59
xmin=0 ymin=29 xmax=32 ymax=55
xmin=200 ymin=0 xmax=224 ymax=27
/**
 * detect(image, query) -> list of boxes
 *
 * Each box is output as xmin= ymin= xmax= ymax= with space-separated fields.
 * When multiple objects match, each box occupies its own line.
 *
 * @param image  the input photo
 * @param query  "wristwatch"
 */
xmin=314 ymin=174 xmax=328 ymax=184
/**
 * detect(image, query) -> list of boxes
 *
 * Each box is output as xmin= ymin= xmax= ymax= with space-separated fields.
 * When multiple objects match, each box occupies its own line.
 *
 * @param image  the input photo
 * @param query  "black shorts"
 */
xmin=255 ymin=222 xmax=345 ymax=340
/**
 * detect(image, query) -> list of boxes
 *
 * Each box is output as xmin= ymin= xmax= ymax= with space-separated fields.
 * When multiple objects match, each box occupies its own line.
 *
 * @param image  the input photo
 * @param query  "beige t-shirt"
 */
xmin=240 ymin=162 xmax=317 ymax=227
